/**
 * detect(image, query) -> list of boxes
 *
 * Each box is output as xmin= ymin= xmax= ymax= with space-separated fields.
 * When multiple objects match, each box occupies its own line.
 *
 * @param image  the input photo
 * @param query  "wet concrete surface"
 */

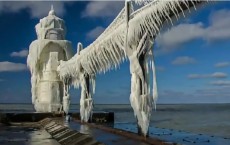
xmin=39 ymin=118 xmax=170 ymax=145
xmin=67 ymin=121 xmax=151 ymax=145
xmin=0 ymin=123 xmax=60 ymax=145
xmin=40 ymin=118 xmax=104 ymax=145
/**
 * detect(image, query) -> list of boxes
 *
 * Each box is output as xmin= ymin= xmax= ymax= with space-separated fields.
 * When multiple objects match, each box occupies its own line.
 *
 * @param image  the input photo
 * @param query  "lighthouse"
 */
xmin=27 ymin=7 xmax=73 ymax=112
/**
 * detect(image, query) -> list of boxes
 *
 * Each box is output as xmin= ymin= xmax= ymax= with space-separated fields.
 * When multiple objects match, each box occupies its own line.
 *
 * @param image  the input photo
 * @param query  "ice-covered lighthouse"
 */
xmin=27 ymin=6 xmax=73 ymax=112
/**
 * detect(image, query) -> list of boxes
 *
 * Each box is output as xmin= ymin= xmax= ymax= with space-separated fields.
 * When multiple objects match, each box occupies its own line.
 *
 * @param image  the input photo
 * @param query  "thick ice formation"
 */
xmin=57 ymin=0 xmax=203 ymax=136
xmin=27 ymin=7 xmax=73 ymax=112
xmin=59 ymin=43 xmax=95 ymax=122
xmin=63 ymin=77 xmax=71 ymax=115
xmin=78 ymin=43 xmax=95 ymax=122
xmin=126 ymin=0 xmax=201 ymax=136
xmin=128 ymin=32 xmax=157 ymax=136
xmin=79 ymin=73 xmax=95 ymax=122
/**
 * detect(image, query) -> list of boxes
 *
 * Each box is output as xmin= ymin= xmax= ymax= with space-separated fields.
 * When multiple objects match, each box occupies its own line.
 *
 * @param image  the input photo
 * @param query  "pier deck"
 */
xmin=0 ymin=123 xmax=59 ymax=145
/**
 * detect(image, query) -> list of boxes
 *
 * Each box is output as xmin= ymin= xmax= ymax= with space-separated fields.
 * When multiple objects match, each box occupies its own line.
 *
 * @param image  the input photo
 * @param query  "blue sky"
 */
xmin=0 ymin=1 xmax=230 ymax=104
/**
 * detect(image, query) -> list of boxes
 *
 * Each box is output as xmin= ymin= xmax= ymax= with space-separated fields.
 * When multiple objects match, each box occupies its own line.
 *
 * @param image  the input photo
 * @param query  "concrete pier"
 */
xmin=0 ymin=112 xmax=172 ymax=145
xmin=0 ymin=112 xmax=114 ymax=123
xmin=69 ymin=120 xmax=171 ymax=145
xmin=0 ymin=122 xmax=60 ymax=145
xmin=40 ymin=118 xmax=104 ymax=145
xmin=1 ymin=112 xmax=62 ymax=122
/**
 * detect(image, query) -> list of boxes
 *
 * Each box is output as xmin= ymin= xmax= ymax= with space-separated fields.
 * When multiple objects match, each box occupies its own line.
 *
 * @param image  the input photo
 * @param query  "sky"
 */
xmin=0 ymin=1 xmax=230 ymax=104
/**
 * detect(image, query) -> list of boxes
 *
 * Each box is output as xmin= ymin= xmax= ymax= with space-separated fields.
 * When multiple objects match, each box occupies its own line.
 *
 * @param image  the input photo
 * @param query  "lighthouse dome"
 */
xmin=35 ymin=6 xmax=66 ymax=40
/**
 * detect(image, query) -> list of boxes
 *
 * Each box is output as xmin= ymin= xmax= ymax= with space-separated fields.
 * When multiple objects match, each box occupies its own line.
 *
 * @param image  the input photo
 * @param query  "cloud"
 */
xmin=211 ymin=72 xmax=228 ymax=78
xmin=172 ymin=56 xmax=196 ymax=65
xmin=206 ymin=9 xmax=230 ymax=41
xmin=82 ymin=1 xmax=123 ymax=18
xmin=0 ymin=61 xmax=27 ymax=72
xmin=156 ymin=22 xmax=204 ymax=50
xmin=10 ymin=49 xmax=28 ymax=57
xmin=210 ymin=80 xmax=230 ymax=86
xmin=156 ymin=9 xmax=230 ymax=52
xmin=214 ymin=62 xmax=230 ymax=68
xmin=0 ymin=1 xmax=67 ymax=18
xmin=0 ymin=79 xmax=4 ymax=82
xmin=188 ymin=72 xmax=228 ymax=79
xmin=86 ymin=26 xmax=105 ymax=40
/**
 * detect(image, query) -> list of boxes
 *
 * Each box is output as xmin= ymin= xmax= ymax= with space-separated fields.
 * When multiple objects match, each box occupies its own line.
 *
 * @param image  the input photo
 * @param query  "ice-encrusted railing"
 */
xmin=59 ymin=0 xmax=206 ymax=136
xmin=128 ymin=0 xmax=203 ymax=44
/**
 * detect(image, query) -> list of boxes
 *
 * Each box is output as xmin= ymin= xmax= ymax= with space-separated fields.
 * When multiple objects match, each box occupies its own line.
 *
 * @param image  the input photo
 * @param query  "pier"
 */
xmin=1 ymin=112 xmax=230 ymax=145
xmin=0 ymin=112 xmax=169 ymax=145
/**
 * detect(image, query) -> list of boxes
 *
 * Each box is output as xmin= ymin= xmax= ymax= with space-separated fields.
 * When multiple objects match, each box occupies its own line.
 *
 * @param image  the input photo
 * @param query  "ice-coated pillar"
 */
xmin=126 ymin=33 xmax=158 ymax=136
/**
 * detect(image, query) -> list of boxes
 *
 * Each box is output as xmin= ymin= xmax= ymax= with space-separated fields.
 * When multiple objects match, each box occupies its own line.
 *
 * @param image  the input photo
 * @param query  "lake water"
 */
xmin=0 ymin=103 xmax=229 ymax=138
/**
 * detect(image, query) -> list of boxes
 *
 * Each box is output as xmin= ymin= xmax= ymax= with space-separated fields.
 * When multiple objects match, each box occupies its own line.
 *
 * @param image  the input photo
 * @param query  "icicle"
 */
xmin=176 ymin=1 xmax=185 ymax=17
xmin=90 ymin=56 xmax=97 ymax=73
xmin=191 ymin=0 xmax=197 ymax=10
xmin=169 ymin=2 xmax=179 ymax=21
xmin=144 ymin=16 xmax=155 ymax=37
xmin=183 ymin=1 xmax=191 ymax=13
xmin=88 ymin=56 xmax=96 ymax=74
xmin=111 ymin=40 xmax=121 ymax=65
xmin=163 ymin=8 xmax=173 ymax=26
xmin=80 ymin=73 xmax=94 ymax=122
xmin=155 ymin=8 xmax=163 ymax=25
xmin=77 ymin=42 xmax=83 ymax=54
xmin=134 ymin=0 xmax=152 ymax=6
xmin=145 ymin=59 xmax=150 ymax=96
xmin=91 ymin=75 xmax=96 ymax=94
xmin=152 ymin=55 xmax=158 ymax=110
xmin=125 ymin=0 xmax=131 ymax=57
xmin=63 ymin=78 xmax=71 ymax=116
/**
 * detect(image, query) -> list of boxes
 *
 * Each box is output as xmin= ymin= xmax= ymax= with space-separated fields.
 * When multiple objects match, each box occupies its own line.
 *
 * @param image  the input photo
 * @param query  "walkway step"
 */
xmin=39 ymin=118 xmax=104 ymax=145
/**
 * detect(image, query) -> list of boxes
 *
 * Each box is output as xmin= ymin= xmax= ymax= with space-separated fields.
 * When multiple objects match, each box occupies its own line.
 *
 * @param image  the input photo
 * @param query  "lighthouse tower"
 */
xmin=27 ymin=6 xmax=73 ymax=112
